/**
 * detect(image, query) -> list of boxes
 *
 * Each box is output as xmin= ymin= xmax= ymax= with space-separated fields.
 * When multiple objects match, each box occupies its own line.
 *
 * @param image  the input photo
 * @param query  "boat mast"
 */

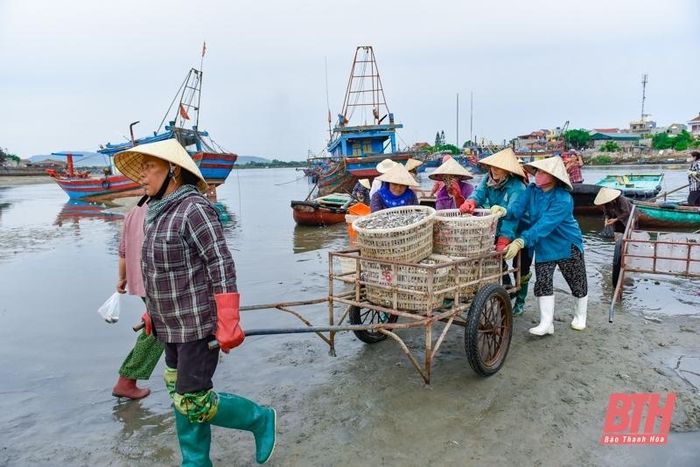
xmin=338 ymin=46 xmax=390 ymax=128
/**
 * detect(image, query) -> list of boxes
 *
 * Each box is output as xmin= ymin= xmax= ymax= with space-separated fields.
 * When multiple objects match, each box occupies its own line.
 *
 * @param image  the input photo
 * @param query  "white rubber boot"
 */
xmin=570 ymin=295 xmax=588 ymax=331
xmin=529 ymin=295 xmax=555 ymax=336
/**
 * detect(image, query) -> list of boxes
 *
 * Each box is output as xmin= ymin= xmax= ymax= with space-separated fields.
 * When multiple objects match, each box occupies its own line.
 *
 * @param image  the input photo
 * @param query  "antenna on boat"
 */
xmin=456 ymin=93 xmax=459 ymax=148
xmin=129 ymin=121 xmax=140 ymax=146
xmin=325 ymin=56 xmax=332 ymax=140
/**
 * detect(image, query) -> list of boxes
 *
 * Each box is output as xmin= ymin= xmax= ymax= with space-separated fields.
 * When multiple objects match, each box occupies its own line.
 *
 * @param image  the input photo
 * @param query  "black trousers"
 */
xmin=164 ymin=336 xmax=219 ymax=394
xmin=534 ymin=245 xmax=588 ymax=298
xmin=688 ymin=190 xmax=700 ymax=206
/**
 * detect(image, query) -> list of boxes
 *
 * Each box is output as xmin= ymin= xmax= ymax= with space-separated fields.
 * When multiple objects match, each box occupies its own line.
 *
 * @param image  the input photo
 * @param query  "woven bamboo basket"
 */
xmin=448 ymin=254 xmax=503 ymax=300
xmin=361 ymin=254 xmax=453 ymax=311
xmin=352 ymin=205 xmax=436 ymax=263
xmin=433 ymin=208 xmax=498 ymax=257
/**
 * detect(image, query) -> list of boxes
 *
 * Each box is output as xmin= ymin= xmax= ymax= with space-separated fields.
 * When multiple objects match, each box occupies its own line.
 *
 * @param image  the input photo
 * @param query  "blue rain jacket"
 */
xmin=504 ymin=184 xmax=583 ymax=263
xmin=469 ymin=175 xmax=528 ymax=240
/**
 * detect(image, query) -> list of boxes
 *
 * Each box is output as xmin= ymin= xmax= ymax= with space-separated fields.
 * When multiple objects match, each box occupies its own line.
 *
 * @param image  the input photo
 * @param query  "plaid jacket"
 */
xmin=690 ymin=160 xmax=700 ymax=192
xmin=142 ymin=192 xmax=237 ymax=343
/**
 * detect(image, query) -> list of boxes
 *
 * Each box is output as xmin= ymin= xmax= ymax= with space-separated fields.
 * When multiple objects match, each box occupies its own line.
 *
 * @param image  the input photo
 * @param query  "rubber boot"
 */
xmin=210 ymin=393 xmax=276 ymax=464
xmin=529 ymin=295 xmax=555 ymax=336
xmin=571 ymin=295 xmax=588 ymax=331
xmin=173 ymin=409 xmax=213 ymax=467
xmin=112 ymin=376 xmax=150 ymax=400
xmin=512 ymin=272 xmax=532 ymax=317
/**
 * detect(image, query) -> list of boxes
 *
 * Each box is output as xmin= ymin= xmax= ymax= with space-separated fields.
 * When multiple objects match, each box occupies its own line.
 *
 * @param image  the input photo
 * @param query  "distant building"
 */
xmin=665 ymin=123 xmax=687 ymax=136
xmin=592 ymin=128 xmax=621 ymax=134
xmin=688 ymin=113 xmax=700 ymax=137
xmin=590 ymin=132 xmax=640 ymax=150
xmin=629 ymin=119 xmax=656 ymax=134
xmin=515 ymin=130 xmax=548 ymax=152
xmin=31 ymin=159 xmax=67 ymax=169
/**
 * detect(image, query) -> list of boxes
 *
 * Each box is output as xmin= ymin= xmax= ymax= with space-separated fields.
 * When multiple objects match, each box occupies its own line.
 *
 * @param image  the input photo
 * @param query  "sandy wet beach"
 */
xmin=0 ymin=168 xmax=699 ymax=466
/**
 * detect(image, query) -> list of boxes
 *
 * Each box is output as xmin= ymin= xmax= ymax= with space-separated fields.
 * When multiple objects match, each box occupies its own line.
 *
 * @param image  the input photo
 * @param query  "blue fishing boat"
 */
xmin=49 ymin=67 xmax=237 ymax=201
xmin=595 ymin=174 xmax=663 ymax=199
xmin=315 ymin=46 xmax=417 ymax=194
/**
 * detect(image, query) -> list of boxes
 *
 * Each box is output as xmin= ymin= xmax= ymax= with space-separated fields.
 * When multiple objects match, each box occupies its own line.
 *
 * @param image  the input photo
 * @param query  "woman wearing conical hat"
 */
xmin=369 ymin=164 xmax=419 ymax=212
xmin=369 ymin=158 xmax=398 ymax=199
xmin=459 ymin=148 xmax=532 ymax=316
xmin=351 ymin=178 xmax=371 ymax=204
xmin=428 ymin=157 xmax=474 ymax=210
xmin=491 ymin=156 xmax=588 ymax=336
xmin=115 ymin=139 xmax=276 ymax=465
xmin=594 ymin=187 xmax=636 ymax=234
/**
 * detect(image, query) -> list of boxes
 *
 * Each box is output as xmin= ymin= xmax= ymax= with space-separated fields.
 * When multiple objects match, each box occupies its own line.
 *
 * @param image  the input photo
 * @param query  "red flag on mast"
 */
xmin=179 ymin=103 xmax=190 ymax=120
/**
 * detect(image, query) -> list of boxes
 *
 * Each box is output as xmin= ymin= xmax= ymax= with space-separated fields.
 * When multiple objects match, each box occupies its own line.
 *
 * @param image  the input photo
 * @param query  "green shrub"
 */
xmin=599 ymin=141 xmax=621 ymax=152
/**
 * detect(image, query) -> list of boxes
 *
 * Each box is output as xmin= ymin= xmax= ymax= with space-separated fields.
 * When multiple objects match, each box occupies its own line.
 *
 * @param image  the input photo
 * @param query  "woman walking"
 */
xmin=115 ymin=138 xmax=276 ymax=465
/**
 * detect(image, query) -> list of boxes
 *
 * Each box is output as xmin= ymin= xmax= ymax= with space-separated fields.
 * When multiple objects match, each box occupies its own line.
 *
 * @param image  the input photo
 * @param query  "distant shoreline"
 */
xmin=0 ymin=175 xmax=52 ymax=186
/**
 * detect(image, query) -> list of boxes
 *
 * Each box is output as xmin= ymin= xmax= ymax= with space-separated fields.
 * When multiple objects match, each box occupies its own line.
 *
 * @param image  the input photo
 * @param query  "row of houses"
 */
xmin=514 ymin=112 xmax=700 ymax=152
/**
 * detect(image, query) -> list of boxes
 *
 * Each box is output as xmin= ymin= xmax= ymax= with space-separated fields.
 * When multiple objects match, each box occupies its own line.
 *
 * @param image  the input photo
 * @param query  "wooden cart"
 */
xmin=235 ymin=248 xmax=519 ymax=384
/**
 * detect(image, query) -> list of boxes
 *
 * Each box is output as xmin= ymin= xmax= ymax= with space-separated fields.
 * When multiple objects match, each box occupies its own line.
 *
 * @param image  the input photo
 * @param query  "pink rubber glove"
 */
xmin=214 ymin=292 xmax=245 ymax=353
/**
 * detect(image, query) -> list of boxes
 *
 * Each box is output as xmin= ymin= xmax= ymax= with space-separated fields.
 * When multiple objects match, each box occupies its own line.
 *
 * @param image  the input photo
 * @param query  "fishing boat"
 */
xmin=291 ymin=193 xmax=355 ymax=226
xmin=633 ymin=201 xmax=700 ymax=229
xmin=49 ymin=67 xmax=237 ymax=201
xmin=595 ymin=174 xmax=663 ymax=199
xmin=315 ymin=46 xmax=416 ymax=195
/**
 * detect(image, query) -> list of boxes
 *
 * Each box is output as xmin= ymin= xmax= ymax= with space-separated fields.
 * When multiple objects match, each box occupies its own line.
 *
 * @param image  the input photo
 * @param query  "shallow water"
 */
xmin=0 ymin=166 xmax=697 ymax=465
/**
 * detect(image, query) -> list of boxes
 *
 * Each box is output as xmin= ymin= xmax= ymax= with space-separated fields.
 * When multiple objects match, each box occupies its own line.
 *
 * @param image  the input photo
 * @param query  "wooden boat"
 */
xmin=595 ymin=174 xmax=663 ymax=199
xmin=633 ymin=201 xmax=700 ymax=229
xmin=291 ymin=193 xmax=354 ymax=226
xmin=571 ymin=183 xmax=603 ymax=214
xmin=50 ymin=67 xmax=237 ymax=201
xmin=315 ymin=46 xmax=412 ymax=193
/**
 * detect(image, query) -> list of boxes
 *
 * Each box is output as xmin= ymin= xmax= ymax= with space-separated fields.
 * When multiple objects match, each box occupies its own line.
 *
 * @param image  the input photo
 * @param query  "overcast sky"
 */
xmin=1 ymin=0 xmax=699 ymax=160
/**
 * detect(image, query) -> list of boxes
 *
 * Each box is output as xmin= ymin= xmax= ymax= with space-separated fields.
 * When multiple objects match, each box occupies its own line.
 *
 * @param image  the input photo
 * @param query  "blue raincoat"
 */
xmin=469 ymin=175 xmax=528 ymax=240
xmin=504 ymin=184 xmax=583 ymax=263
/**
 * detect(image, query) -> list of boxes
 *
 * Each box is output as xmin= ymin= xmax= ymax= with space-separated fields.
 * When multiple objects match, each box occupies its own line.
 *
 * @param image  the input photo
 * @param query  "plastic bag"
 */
xmin=97 ymin=292 xmax=121 ymax=323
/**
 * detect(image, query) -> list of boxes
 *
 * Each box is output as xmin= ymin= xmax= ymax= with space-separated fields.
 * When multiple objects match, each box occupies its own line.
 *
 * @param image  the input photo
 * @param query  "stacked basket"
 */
xmin=352 ymin=205 xmax=503 ymax=310
xmin=360 ymin=254 xmax=452 ymax=311
xmin=353 ymin=206 xmax=443 ymax=310
xmin=352 ymin=205 xmax=436 ymax=263
xmin=433 ymin=208 xmax=501 ymax=298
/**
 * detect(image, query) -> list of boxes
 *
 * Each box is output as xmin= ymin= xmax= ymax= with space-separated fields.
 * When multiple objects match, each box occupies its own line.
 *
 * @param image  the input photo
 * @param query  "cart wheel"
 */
xmin=348 ymin=305 xmax=398 ymax=344
xmin=465 ymin=283 xmax=512 ymax=377
xmin=612 ymin=236 xmax=623 ymax=288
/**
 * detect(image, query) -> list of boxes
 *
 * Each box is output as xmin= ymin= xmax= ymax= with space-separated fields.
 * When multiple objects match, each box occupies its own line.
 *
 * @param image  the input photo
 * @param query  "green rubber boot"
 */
xmin=173 ymin=409 xmax=213 ymax=467
xmin=210 ymin=393 xmax=277 ymax=464
xmin=512 ymin=272 xmax=532 ymax=317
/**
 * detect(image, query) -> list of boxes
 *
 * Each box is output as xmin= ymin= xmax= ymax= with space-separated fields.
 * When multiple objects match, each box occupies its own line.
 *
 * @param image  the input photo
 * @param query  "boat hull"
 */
xmin=344 ymin=153 xmax=411 ymax=177
xmin=193 ymin=152 xmax=238 ymax=185
xmin=595 ymin=174 xmax=663 ymax=199
xmin=634 ymin=202 xmax=700 ymax=229
xmin=52 ymin=175 xmax=143 ymax=201
xmin=291 ymin=201 xmax=347 ymax=226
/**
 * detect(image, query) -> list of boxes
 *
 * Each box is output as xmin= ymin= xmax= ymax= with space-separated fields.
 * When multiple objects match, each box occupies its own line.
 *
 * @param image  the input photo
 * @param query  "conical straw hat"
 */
xmin=376 ymin=158 xmax=398 ymax=174
xmin=594 ymin=187 xmax=622 ymax=205
xmin=477 ymin=148 xmax=527 ymax=179
xmin=377 ymin=164 xmax=419 ymax=187
xmin=428 ymin=157 xmax=474 ymax=181
xmin=115 ymin=138 xmax=208 ymax=193
xmin=404 ymin=158 xmax=423 ymax=172
xmin=524 ymin=156 xmax=572 ymax=191
xmin=358 ymin=178 xmax=371 ymax=189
